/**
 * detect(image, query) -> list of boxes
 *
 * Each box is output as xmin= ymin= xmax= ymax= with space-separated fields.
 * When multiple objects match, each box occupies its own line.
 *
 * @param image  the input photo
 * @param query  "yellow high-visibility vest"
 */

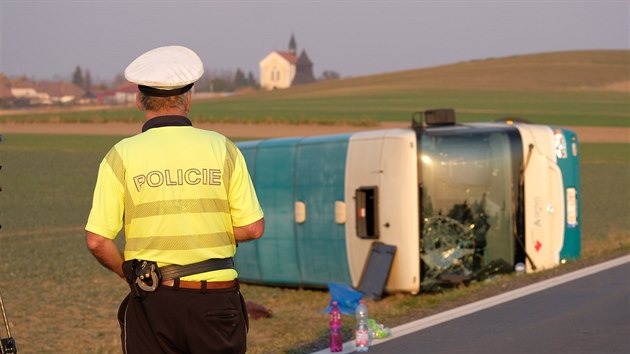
xmin=86 ymin=118 xmax=263 ymax=281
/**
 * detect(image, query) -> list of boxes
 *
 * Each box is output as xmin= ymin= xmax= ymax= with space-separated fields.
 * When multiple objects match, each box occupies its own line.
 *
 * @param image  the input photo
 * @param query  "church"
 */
xmin=259 ymin=35 xmax=316 ymax=90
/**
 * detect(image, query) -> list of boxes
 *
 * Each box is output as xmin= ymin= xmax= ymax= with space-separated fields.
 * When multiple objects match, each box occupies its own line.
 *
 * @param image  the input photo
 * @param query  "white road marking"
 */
xmin=312 ymin=254 xmax=630 ymax=354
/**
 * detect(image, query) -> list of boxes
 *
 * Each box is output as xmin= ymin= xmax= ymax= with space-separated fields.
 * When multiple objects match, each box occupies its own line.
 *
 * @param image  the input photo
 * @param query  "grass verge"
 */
xmin=0 ymin=135 xmax=627 ymax=353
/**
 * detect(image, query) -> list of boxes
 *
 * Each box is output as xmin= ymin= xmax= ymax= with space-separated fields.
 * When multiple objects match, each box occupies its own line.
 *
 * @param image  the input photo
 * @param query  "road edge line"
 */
xmin=312 ymin=254 xmax=630 ymax=354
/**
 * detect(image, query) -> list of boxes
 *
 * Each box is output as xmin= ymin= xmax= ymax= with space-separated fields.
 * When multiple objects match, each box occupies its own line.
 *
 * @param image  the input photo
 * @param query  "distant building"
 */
xmin=7 ymin=79 xmax=85 ymax=106
xmin=96 ymin=82 xmax=137 ymax=105
xmin=259 ymin=34 xmax=316 ymax=90
xmin=0 ymin=83 xmax=13 ymax=108
xmin=9 ymin=79 xmax=40 ymax=106
xmin=35 ymin=81 xmax=85 ymax=105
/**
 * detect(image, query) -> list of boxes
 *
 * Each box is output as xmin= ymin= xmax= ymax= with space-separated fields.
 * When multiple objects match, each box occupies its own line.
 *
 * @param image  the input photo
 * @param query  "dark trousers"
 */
xmin=118 ymin=285 xmax=249 ymax=354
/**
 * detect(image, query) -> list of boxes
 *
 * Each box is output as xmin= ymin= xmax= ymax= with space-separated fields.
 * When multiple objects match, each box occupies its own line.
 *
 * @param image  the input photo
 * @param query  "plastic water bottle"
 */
xmin=329 ymin=301 xmax=343 ymax=352
xmin=355 ymin=299 xmax=370 ymax=352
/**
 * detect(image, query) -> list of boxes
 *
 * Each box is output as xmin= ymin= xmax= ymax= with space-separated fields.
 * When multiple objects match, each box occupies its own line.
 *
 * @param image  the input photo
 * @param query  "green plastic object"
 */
xmin=367 ymin=318 xmax=391 ymax=339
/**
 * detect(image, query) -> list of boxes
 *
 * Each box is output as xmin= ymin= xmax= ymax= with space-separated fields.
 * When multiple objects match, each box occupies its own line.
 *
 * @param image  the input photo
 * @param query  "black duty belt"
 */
xmin=160 ymin=258 xmax=234 ymax=280
xmin=123 ymin=257 xmax=235 ymax=296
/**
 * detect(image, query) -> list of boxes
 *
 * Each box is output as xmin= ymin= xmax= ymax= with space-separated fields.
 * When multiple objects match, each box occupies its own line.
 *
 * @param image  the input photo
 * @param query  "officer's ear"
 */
xmin=136 ymin=92 xmax=143 ymax=111
xmin=185 ymin=92 xmax=192 ymax=113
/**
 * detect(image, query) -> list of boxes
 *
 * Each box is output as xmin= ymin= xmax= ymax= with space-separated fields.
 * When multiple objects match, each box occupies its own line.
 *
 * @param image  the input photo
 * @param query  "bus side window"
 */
xmin=356 ymin=186 xmax=379 ymax=239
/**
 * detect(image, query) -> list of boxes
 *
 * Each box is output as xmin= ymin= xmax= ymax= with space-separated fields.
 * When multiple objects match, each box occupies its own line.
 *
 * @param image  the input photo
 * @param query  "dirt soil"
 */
xmin=0 ymin=121 xmax=628 ymax=143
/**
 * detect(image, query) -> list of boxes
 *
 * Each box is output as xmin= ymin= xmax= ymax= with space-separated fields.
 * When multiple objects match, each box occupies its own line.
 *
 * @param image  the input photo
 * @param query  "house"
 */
xmin=9 ymin=79 xmax=41 ymax=106
xmin=7 ymin=79 xmax=85 ymax=106
xmin=0 ymin=83 xmax=14 ymax=108
xmin=96 ymin=82 xmax=137 ymax=105
xmin=77 ymin=91 xmax=97 ymax=105
xmin=259 ymin=34 xmax=316 ymax=90
xmin=35 ymin=81 xmax=85 ymax=105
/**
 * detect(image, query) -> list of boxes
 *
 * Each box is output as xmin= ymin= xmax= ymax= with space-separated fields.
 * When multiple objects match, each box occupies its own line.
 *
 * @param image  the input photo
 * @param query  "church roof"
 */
xmin=296 ymin=50 xmax=313 ymax=66
xmin=36 ymin=81 xmax=85 ymax=98
xmin=275 ymin=51 xmax=298 ymax=64
xmin=292 ymin=50 xmax=316 ymax=86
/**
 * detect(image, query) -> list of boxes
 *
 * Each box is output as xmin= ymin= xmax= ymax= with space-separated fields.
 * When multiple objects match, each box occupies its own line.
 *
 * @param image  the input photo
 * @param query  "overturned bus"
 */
xmin=234 ymin=109 xmax=581 ymax=295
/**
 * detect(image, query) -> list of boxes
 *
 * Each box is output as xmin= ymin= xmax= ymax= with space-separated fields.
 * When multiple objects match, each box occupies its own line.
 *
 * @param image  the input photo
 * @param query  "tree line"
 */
xmin=71 ymin=66 xmax=341 ymax=93
xmin=72 ymin=66 xmax=260 ymax=93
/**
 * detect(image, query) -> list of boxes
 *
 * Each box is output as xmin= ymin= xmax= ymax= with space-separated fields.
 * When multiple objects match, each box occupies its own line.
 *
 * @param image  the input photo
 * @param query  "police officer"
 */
xmin=85 ymin=45 xmax=264 ymax=354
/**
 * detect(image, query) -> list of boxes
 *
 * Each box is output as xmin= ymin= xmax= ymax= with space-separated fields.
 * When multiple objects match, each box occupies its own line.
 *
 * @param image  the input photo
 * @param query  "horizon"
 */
xmin=1 ymin=1 xmax=628 ymax=82
xmin=1 ymin=48 xmax=627 ymax=87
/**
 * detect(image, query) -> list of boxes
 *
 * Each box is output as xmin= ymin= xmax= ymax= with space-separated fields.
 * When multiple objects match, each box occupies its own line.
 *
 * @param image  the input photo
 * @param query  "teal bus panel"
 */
xmin=556 ymin=128 xmax=581 ymax=261
xmin=233 ymin=140 xmax=263 ymax=282
xmin=253 ymin=138 xmax=303 ymax=285
xmin=295 ymin=134 xmax=352 ymax=287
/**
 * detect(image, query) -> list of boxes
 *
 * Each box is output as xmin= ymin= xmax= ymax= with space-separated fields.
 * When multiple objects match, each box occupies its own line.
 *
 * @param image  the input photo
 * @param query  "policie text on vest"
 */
xmin=133 ymin=168 xmax=222 ymax=192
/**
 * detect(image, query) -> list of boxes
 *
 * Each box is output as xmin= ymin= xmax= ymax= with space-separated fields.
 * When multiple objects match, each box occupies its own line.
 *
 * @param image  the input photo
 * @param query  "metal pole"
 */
xmin=0 ymin=289 xmax=11 ymax=338
xmin=0 ymin=288 xmax=17 ymax=353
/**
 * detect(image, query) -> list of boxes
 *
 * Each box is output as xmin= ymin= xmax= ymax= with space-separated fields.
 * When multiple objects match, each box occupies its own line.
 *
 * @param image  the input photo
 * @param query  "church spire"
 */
xmin=289 ymin=33 xmax=297 ymax=55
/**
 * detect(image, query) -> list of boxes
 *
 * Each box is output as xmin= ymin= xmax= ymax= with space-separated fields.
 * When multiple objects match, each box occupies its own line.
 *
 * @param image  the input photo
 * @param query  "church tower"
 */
xmin=292 ymin=50 xmax=316 ymax=86
xmin=289 ymin=34 xmax=297 ymax=55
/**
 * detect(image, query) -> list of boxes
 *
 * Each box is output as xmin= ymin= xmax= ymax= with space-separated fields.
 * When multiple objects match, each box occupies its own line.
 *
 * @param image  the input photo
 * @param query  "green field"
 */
xmin=0 ymin=133 xmax=628 ymax=353
xmin=0 ymin=50 xmax=628 ymax=352
xmin=2 ymin=50 xmax=629 ymax=127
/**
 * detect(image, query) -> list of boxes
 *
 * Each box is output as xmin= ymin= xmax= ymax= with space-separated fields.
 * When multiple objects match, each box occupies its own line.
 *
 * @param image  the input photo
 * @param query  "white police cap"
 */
xmin=124 ymin=45 xmax=204 ymax=97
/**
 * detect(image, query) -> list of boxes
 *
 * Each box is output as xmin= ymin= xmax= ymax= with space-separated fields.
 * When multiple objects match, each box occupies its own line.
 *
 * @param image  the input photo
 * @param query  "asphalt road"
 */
xmin=315 ymin=255 xmax=630 ymax=354
xmin=367 ymin=259 xmax=630 ymax=354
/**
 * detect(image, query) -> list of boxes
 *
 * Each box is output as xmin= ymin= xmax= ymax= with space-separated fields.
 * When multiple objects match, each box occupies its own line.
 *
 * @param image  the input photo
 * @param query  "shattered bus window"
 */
xmin=419 ymin=127 xmax=523 ymax=289
xmin=420 ymin=214 xmax=475 ymax=290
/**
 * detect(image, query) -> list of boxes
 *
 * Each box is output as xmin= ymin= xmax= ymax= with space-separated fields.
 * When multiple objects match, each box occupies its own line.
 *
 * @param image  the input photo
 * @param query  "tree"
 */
xmin=200 ymin=69 xmax=236 ymax=92
xmin=72 ymin=66 xmax=84 ymax=89
xmin=112 ymin=72 xmax=127 ymax=87
xmin=195 ymin=68 xmax=212 ymax=92
xmin=320 ymin=70 xmax=341 ymax=81
xmin=233 ymin=68 xmax=247 ymax=88
xmin=84 ymin=69 xmax=92 ymax=92
xmin=210 ymin=78 xmax=231 ymax=92
xmin=246 ymin=71 xmax=258 ymax=88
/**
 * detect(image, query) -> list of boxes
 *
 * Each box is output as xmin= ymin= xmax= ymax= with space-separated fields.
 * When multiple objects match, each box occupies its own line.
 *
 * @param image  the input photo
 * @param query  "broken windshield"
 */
xmin=418 ymin=125 xmax=522 ymax=289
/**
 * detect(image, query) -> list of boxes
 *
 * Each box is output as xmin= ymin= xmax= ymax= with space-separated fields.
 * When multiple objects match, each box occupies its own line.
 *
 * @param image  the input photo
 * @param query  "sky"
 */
xmin=0 ymin=0 xmax=628 ymax=83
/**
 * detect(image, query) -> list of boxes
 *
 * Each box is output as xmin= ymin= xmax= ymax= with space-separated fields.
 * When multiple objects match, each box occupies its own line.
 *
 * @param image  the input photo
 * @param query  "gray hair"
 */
xmin=138 ymin=91 xmax=189 ymax=112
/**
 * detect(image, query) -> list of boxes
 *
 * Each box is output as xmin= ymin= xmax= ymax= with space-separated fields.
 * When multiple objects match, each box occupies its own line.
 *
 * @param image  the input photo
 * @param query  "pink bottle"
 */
xmin=329 ymin=301 xmax=343 ymax=352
